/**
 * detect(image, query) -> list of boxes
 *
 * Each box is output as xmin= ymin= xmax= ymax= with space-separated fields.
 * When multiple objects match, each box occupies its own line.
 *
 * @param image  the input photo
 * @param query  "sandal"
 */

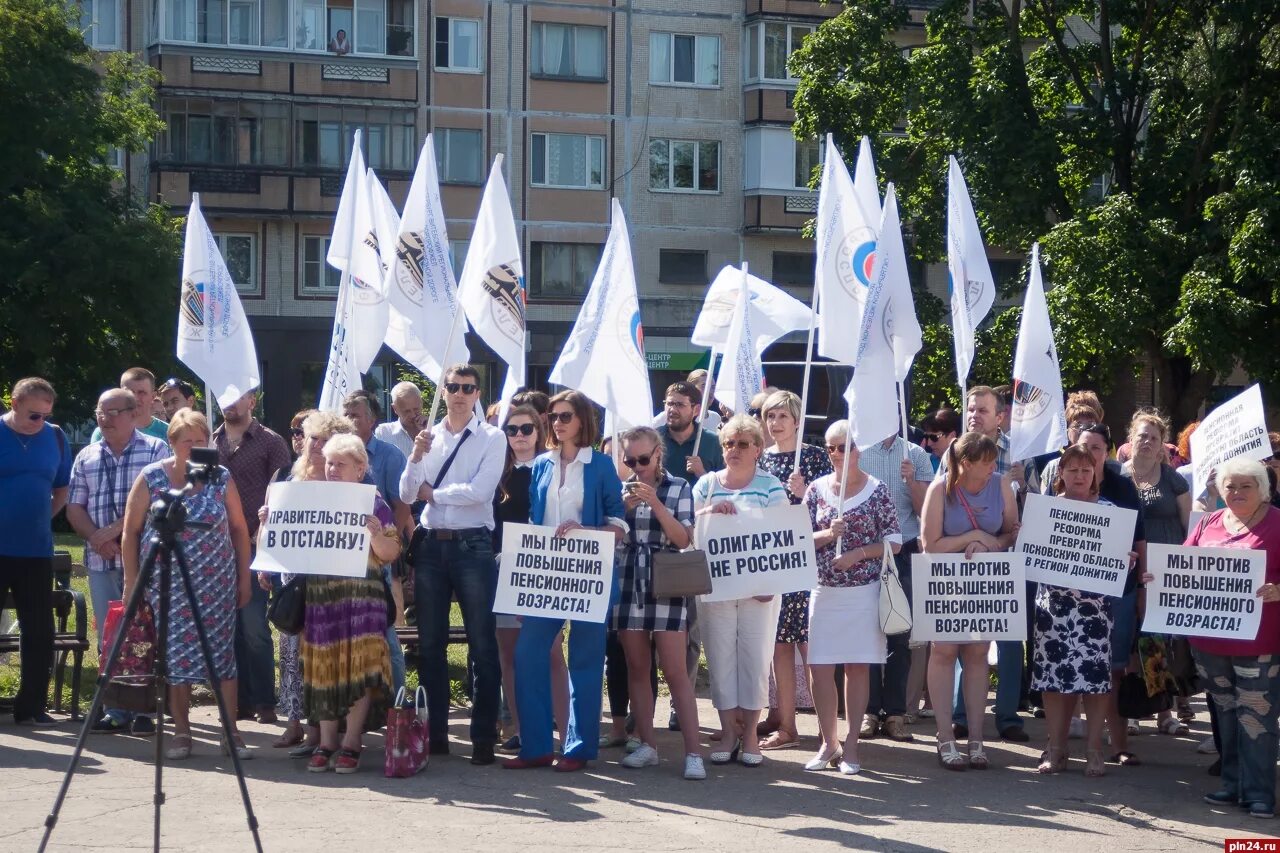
xmin=968 ymin=742 xmax=989 ymax=770
xmin=759 ymin=730 xmax=798 ymax=751
xmin=272 ymin=727 xmax=305 ymax=748
xmin=165 ymin=734 xmax=193 ymax=761
xmin=598 ymin=734 xmax=627 ymax=749
xmin=1108 ymin=751 xmax=1141 ymax=766
xmin=1085 ymin=749 xmax=1107 ymax=777
xmin=221 ymin=734 xmax=253 ymax=760
xmin=756 ymin=717 xmax=781 ymax=738
xmin=1037 ymin=747 xmax=1066 ymax=774
xmin=937 ymin=740 xmax=967 ymax=771
xmin=307 ymin=746 xmax=337 ymax=773
xmin=1158 ymin=716 xmax=1189 ymax=736
xmin=334 ymin=747 xmax=361 ymax=774
xmin=289 ymin=740 xmax=320 ymax=759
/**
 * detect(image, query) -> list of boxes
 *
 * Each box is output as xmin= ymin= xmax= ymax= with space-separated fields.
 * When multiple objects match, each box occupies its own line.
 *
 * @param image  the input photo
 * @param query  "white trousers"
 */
xmin=701 ymin=596 xmax=781 ymax=711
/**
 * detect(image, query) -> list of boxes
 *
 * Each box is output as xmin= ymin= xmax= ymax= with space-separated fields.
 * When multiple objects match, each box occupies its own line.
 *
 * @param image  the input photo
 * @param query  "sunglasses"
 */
xmin=444 ymin=382 xmax=478 ymax=395
xmin=505 ymin=423 xmax=536 ymax=437
xmin=95 ymin=407 xmax=134 ymax=418
xmin=825 ymin=444 xmax=847 ymax=455
xmin=747 ymin=407 xmax=762 ymax=418
xmin=289 ymin=427 xmax=305 ymax=438
xmin=549 ymin=411 xmax=575 ymax=425
xmin=1069 ymin=421 xmax=1097 ymax=432
xmin=921 ymin=432 xmax=940 ymax=442
xmin=623 ymin=454 xmax=652 ymax=468
xmin=27 ymin=411 xmax=51 ymax=422
xmin=721 ymin=439 xmax=754 ymax=451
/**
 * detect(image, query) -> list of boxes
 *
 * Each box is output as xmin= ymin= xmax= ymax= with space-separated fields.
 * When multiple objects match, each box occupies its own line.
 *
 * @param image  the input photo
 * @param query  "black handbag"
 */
xmin=267 ymin=576 xmax=307 ymax=635
xmin=651 ymin=549 xmax=713 ymax=599
xmin=1116 ymin=671 xmax=1173 ymax=718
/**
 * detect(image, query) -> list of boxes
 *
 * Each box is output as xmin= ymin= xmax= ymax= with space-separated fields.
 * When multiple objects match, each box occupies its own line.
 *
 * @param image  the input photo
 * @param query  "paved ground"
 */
xmin=3 ymin=697 xmax=1277 ymax=853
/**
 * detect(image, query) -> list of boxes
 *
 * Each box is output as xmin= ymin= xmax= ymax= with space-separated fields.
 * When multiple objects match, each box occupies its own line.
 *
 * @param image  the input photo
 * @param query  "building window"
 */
xmin=658 ymin=249 xmax=707 ymax=285
xmin=649 ymin=32 xmax=719 ymax=86
xmin=529 ymin=242 xmax=603 ymax=298
xmin=80 ymin=0 xmax=119 ymax=48
xmin=745 ymin=21 xmax=814 ymax=82
xmin=214 ymin=232 xmax=258 ymax=294
xmin=648 ymin=139 xmax=719 ymax=193
xmin=296 ymin=105 xmax=415 ymax=170
xmin=530 ymin=133 xmax=605 ymax=190
xmin=448 ymin=239 xmax=468 ymax=277
xmin=158 ymin=98 xmax=290 ymax=167
xmin=794 ymin=138 xmax=821 ymax=189
xmin=435 ymin=16 xmax=480 ymax=71
xmin=157 ymin=0 xmax=414 ymax=57
xmin=531 ymin=23 xmax=605 ymax=80
xmin=773 ymin=251 xmax=814 ymax=288
xmin=432 ymin=128 xmax=483 ymax=184
xmin=302 ymin=235 xmax=341 ymax=293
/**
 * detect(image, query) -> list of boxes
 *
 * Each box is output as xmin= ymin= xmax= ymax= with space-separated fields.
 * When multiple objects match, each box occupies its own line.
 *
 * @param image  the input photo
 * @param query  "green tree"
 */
xmin=792 ymin=0 xmax=1280 ymax=426
xmin=0 ymin=0 xmax=180 ymax=421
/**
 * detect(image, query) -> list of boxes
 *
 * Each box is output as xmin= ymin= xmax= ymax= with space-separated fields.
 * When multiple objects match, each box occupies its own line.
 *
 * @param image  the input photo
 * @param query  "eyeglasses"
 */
xmin=747 ymin=407 xmax=762 ymax=418
xmin=444 ymin=382 xmax=478 ymax=395
xmin=825 ymin=444 xmax=847 ymax=455
xmin=548 ymin=411 xmax=575 ymax=425
xmin=26 ymin=411 xmax=50 ymax=422
xmin=504 ymin=423 xmax=536 ymax=437
xmin=289 ymin=427 xmax=305 ymax=438
xmin=921 ymin=432 xmax=940 ymax=442
xmin=95 ymin=407 xmax=134 ymax=419
xmin=663 ymin=400 xmax=690 ymax=409
xmin=623 ymin=454 xmax=653 ymax=468
xmin=721 ymin=439 xmax=754 ymax=451
xmin=1068 ymin=421 xmax=1097 ymax=433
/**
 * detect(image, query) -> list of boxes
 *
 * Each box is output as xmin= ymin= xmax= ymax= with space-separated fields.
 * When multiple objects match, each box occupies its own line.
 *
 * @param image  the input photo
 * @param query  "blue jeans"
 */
xmin=414 ymin=531 xmax=500 ymax=745
xmin=235 ymin=579 xmax=275 ymax=710
xmin=383 ymin=565 xmax=405 ymax=695
xmin=1195 ymin=651 xmax=1280 ymax=811
xmin=954 ymin=640 xmax=1024 ymax=732
xmin=517 ymin=615 xmax=607 ymax=761
xmin=868 ymin=542 xmax=916 ymax=716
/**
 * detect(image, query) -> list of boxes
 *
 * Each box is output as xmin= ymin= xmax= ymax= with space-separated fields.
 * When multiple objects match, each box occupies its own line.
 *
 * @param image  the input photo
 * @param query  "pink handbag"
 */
xmin=384 ymin=686 xmax=428 ymax=778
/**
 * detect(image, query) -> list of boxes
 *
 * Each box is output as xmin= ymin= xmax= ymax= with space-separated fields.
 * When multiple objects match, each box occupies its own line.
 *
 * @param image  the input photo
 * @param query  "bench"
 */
xmin=0 ymin=553 xmax=91 ymax=720
xmin=394 ymin=623 xmax=468 ymax=668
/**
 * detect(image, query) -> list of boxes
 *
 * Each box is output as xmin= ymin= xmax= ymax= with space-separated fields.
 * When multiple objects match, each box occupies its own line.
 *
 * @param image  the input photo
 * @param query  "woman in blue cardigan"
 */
xmin=504 ymin=390 xmax=627 ymax=772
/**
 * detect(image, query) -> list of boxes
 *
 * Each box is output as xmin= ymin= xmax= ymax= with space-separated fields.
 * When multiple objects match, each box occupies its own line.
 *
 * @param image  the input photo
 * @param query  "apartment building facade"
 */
xmin=81 ymin=0 xmax=944 ymax=430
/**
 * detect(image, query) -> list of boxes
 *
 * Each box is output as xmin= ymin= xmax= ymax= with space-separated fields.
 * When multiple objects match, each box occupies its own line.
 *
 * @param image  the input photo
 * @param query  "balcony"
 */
xmin=148 ymin=0 xmax=417 ymax=60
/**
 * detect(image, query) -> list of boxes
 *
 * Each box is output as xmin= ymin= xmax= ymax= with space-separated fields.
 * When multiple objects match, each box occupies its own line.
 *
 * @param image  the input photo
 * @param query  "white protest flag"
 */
xmin=549 ymin=199 xmax=652 ymax=430
xmin=841 ymin=185 xmax=912 ymax=448
xmin=368 ymin=167 xmax=435 ymax=374
xmin=947 ymin=156 xmax=996 ymax=398
xmin=715 ymin=264 xmax=765 ymax=417
xmin=457 ymin=155 xmax=526 ymax=410
xmin=815 ymin=134 xmax=881 ymax=365
xmin=1007 ymin=244 xmax=1068 ymax=461
xmin=387 ymin=136 xmax=470 ymax=378
xmin=692 ymin=265 xmax=813 ymax=353
xmin=176 ymin=194 xmax=260 ymax=409
xmin=319 ymin=134 xmax=365 ymax=412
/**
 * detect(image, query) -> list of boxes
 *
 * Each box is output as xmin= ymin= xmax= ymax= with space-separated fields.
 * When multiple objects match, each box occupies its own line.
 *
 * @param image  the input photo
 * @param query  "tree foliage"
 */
xmin=792 ymin=0 xmax=1280 ymax=425
xmin=0 ymin=0 xmax=180 ymax=421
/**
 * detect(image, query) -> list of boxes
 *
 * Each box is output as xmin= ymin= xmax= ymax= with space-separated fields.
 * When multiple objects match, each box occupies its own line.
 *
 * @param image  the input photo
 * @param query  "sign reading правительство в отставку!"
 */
xmin=1015 ymin=493 xmax=1138 ymax=597
xmin=493 ymin=523 xmax=616 ymax=623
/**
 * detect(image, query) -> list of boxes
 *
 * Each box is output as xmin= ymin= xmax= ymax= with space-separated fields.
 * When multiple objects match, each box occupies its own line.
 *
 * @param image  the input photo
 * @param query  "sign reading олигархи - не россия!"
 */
xmin=694 ymin=505 xmax=819 ymax=603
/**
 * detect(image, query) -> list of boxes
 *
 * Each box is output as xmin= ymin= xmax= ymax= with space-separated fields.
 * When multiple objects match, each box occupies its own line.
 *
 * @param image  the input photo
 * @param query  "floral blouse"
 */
xmin=805 ymin=474 xmax=902 ymax=588
xmin=760 ymin=444 xmax=832 ymax=506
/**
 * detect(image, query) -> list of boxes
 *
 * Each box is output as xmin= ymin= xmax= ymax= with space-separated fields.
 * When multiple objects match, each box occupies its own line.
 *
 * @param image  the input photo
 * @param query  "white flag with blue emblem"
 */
xmin=692 ymin=265 xmax=813 ymax=354
xmin=457 ymin=155 xmax=526 ymax=409
xmin=386 ymin=136 xmax=470 ymax=379
xmin=716 ymin=264 xmax=764 ymax=418
xmin=176 ymin=194 xmax=260 ymax=409
xmin=841 ymin=185 xmax=915 ymax=448
xmin=947 ymin=155 xmax=996 ymax=398
xmin=815 ymin=135 xmax=881 ymax=365
xmin=319 ymin=133 xmax=367 ymax=411
xmin=1007 ymin=244 xmax=1068 ymax=462
xmin=549 ymin=199 xmax=652 ymax=430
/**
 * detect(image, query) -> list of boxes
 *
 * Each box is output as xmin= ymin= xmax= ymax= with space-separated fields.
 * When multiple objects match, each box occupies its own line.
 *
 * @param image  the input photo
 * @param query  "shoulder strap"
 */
xmin=51 ymin=424 xmax=70 ymax=465
xmin=954 ymin=488 xmax=980 ymax=530
xmin=432 ymin=428 xmax=473 ymax=489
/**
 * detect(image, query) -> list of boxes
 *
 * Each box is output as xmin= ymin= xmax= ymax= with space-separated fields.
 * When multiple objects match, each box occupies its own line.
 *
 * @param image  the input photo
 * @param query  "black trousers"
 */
xmin=0 ymin=556 xmax=54 ymax=719
xmin=605 ymin=631 xmax=658 ymax=719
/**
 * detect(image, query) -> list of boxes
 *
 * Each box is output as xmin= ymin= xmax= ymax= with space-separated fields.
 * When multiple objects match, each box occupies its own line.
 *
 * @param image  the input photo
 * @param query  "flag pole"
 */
xmin=425 ymin=302 xmax=466 ymax=429
xmin=834 ymin=424 xmax=854 ymax=557
xmin=898 ymin=381 xmax=911 ymax=462
xmin=691 ymin=346 xmax=720 ymax=459
xmin=204 ymin=384 xmax=215 ymax=447
xmin=794 ymin=286 xmax=820 ymax=473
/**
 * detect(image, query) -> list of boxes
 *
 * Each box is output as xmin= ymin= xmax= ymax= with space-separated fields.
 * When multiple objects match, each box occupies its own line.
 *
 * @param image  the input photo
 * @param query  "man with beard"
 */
xmin=656 ymin=381 xmax=723 ymax=483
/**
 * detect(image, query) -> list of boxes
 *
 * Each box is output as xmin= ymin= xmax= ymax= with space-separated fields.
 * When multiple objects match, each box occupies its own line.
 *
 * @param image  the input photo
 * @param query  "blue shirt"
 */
xmin=365 ymin=434 xmax=407 ymax=506
xmin=0 ymin=420 xmax=72 ymax=558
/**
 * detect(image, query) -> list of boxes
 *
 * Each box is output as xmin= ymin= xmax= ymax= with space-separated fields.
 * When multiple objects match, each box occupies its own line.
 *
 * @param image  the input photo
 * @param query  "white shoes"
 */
xmin=622 ymin=743 xmax=659 ymax=768
xmin=683 ymin=754 xmax=706 ymax=780
xmin=838 ymin=760 xmax=861 ymax=776
xmin=1198 ymin=736 xmax=1218 ymax=755
xmin=804 ymin=745 xmax=843 ymax=771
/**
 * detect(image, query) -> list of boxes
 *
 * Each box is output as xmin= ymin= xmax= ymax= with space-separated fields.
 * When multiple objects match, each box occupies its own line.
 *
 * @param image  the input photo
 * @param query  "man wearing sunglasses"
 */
xmin=1 ymin=378 xmax=73 ymax=727
xmin=399 ymin=363 xmax=506 ymax=765
xmin=67 ymin=387 xmax=169 ymax=734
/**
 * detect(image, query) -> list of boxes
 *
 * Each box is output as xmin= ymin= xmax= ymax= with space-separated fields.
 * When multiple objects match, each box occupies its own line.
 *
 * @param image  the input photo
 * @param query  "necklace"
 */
xmin=1225 ymin=504 xmax=1267 ymax=535
xmin=4 ymin=417 xmax=39 ymax=452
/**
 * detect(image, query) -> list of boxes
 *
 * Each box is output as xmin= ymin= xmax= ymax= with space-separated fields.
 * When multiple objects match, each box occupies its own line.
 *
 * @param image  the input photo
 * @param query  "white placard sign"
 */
xmin=494 ymin=523 xmax=615 ymax=623
xmin=1015 ymin=492 xmax=1137 ymax=597
xmin=694 ymin=505 xmax=819 ymax=603
xmin=910 ymin=554 xmax=1028 ymax=642
xmin=1190 ymin=383 xmax=1270 ymax=499
xmin=251 ymin=481 xmax=377 ymax=578
xmin=1142 ymin=544 xmax=1266 ymax=640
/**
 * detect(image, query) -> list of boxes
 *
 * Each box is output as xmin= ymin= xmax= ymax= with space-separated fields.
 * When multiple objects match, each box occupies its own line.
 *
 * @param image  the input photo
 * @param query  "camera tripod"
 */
xmin=39 ymin=480 xmax=264 ymax=852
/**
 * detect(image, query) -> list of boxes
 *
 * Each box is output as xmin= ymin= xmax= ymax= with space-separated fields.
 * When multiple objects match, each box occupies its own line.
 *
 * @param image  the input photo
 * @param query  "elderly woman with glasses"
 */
xmin=692 ymin=414 xmax=789 ymax=768
xmin=802 ymin=420 xmax=901 ymax=776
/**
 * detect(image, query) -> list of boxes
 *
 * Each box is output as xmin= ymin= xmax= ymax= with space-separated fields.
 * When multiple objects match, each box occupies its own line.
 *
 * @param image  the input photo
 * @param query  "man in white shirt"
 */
xmin=398 ymin=364 xmax=506 ymax=765
xmin=374 ymin=381 xmax=424 ymax=460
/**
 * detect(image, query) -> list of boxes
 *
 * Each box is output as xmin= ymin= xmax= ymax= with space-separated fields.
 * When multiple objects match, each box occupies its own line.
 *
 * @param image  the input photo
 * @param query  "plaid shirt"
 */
xmin=858 ymin=436 xmax=934 ymax=541
xmin=214 ymin=419 xmax=291 ymax=538
xmin=934 ymin=430 xmax=1027 ymax=480
xmin=68 ymin=431 xmax=169 ymax=572
xmin=624 ymin=471 xmax=695 ymax=553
